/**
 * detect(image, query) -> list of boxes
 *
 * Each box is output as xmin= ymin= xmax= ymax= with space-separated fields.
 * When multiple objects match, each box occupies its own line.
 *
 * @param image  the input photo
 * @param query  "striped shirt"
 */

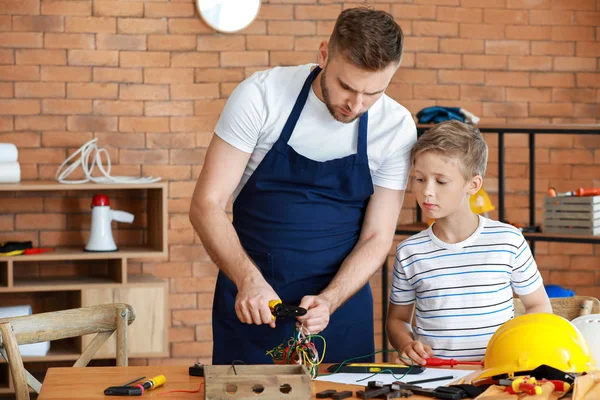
xmin=390 ymin=216 xmax=543 ymax=361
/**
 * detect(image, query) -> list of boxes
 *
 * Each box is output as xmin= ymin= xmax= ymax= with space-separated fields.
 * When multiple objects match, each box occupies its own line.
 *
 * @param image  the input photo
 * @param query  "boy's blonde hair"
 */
xmin=410 ymin=120 xmax=488 ymax=179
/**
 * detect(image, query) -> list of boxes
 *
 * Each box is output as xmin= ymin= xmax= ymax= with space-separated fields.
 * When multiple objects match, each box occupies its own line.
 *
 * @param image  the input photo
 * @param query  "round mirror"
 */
xmin=197 ymin=0 xmax=261 ymax=33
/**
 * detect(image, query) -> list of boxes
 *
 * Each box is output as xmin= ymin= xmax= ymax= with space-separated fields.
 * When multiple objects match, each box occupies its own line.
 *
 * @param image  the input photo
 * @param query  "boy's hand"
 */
xmin=397 ymin=340 xmax=434 ymax=366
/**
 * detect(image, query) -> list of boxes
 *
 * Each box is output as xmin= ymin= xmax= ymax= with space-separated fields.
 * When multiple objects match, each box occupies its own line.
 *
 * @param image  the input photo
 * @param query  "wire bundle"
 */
xmin=266 ymin=325 xmax=325 ymax=379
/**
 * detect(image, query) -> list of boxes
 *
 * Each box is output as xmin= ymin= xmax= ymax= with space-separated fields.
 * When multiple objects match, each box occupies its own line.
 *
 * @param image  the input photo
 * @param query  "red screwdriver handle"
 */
xmin=425 ymin=357 xmax=484 ymax=368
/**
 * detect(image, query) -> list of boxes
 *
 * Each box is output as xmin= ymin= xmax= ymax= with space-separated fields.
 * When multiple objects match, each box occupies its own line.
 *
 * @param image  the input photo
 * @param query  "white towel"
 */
xmin=0 ymin=162 xmax=21 ymax=183
xmin=0 ymin=143 xmax=18 ymax=163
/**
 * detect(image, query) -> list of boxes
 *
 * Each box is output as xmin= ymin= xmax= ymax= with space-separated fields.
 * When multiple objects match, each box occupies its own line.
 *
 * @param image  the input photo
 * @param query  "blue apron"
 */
xmin=212 ymin=66 xmax=375 ymax=364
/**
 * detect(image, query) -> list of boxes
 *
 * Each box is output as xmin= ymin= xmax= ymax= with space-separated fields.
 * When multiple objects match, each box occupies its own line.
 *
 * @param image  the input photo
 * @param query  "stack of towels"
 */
xmin=0 ymin=143 xmax=20 ymax=183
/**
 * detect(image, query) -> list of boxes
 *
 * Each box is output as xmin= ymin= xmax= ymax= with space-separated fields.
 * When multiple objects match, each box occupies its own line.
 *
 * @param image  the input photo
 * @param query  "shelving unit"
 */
xmin=0 ymin=182 xmax=169 ymax=395
xmin=379 ymin=124 xmax=600 ymax=361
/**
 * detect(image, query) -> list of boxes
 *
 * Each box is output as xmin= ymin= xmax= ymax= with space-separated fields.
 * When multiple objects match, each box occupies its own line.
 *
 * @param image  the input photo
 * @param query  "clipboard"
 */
xmin=326 ymin=363 xmax=425 ymax=375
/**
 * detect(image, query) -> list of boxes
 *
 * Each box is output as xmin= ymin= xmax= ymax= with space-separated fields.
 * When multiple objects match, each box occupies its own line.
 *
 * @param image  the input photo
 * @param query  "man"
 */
xmin=189 ymin=7 xmax=416 ymax=364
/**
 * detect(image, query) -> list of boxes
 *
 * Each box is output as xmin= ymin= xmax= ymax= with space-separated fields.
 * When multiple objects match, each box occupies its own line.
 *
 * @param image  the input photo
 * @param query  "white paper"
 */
xmin=316 ymin=367 xmax=475 ymax=389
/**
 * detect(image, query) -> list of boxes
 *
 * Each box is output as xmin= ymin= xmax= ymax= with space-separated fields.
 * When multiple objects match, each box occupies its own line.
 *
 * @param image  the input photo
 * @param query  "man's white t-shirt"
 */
xmin=214 ymin=64 xmax=417 ymax=201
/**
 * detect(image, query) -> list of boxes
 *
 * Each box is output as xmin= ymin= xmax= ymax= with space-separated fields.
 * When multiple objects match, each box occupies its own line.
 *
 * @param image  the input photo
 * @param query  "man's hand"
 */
xmin=235 ymin=275 xmax=280 ymax=328
xmin=397 ymin=340 xmax=434 ymax=366
xmin=297 ymin=295 xmax=332 ymax=334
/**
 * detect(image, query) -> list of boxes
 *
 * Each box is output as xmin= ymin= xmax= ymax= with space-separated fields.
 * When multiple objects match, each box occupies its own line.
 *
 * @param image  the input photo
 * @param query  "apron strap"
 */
xmin=279 ymin=65 xmax=322 ymax=144
xmin=357 ymin=112 xmax=368 ymax=160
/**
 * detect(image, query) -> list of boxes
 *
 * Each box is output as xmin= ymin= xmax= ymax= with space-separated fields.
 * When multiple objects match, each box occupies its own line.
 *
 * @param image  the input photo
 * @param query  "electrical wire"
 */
xmin=55 ymin=138 xmax=161 ymax=184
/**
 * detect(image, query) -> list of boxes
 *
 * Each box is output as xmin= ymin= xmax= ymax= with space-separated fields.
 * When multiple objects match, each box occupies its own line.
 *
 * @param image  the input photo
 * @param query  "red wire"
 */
xmin=157 ymin=382 xmax=203 ymax=396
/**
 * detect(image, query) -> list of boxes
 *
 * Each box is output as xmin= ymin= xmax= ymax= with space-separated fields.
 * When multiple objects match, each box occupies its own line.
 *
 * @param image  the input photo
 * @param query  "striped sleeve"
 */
xmin=511 ymin=234 xmax=543 ymax=295
xmin=389 ymin=245 xmax=416 ymax=305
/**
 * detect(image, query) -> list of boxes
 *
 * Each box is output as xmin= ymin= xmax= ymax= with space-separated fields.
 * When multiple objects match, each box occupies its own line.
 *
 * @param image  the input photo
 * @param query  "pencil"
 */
xmin=405 ymin=375 xmax=454 ymax=385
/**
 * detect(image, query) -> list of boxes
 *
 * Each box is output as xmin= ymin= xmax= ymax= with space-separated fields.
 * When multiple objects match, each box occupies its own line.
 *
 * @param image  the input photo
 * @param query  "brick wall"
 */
xmin=0 ymin=0 xmax=598 ymax=364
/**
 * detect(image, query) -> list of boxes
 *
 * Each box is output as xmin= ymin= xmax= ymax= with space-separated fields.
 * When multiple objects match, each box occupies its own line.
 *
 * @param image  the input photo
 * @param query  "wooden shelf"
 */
xmin=0 ymin=274 xmax=165 ymax=293
xmin=0 ymin=181 xmax=166 ymax=191
xmin=4 ymin=246 xmax=166 ymax=262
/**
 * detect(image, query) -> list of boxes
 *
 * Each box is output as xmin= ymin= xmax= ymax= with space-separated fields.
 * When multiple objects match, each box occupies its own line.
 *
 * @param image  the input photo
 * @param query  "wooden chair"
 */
xmin=514 ymin=295 xmax=600 ymax=320
xmin=0 ymin=303 xmax=135 ymax=400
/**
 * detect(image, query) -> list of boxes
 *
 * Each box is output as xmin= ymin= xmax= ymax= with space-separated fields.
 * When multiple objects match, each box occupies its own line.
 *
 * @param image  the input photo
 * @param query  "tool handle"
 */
xmin=576 ymin=187 xmax=600 ymax=197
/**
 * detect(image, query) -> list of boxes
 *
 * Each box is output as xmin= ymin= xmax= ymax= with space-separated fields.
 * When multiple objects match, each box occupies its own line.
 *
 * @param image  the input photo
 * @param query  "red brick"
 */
xmin=169 ymin=327 xmax=195 ymax=342
xmin=147 ymin=133 xmax=196 ymax=149
xmin=507 ymin=88 xmax=552 ymax=102
xmin=554 ymin=57 xmax=596 ymax=72
xmin=64 ymin=16 xmax=115 ymax=33
xmin=268 ymin=21 xmax=316 ymax=35
xmin=67 ymin=83 xmax=117 ymax=99
xmin=506 ymin=0 xmax=550 ymax=8
xmin=0 ymin=117 xmax=13 ymax=131
xmin=67 ymin=116 xmax=117 ymax=132
xmin=145 ymin=101 xmax=193 ymax=117
xmin=42 ymin=0 xmax=91 ymax=16
xmin=145 ymin=3 xmax=195 ymax=18
xmin=195 ymin=324 xmax=213 ymax=341
xmin=0 ymin=0 xmax=39 ymax=15
xmin=574 ymin=103 xmax=600 ymax=118
xmin=170 ymin=273 xmax=215 ymax=292
xmin=506 ymin=26 xmax=552 ymax=40
xmin=402 ymin=37 xmax=438 ymax=53
xmin=44 ymin=33 xmax=94 ymax=49
xmin=197 ymin=35 xmax=245 ymax=51
xmin=42 ymin=99 xmax=91 ymax=115
xmin=120 ymin=51 xmax=170 ymax=68
xmin=68 ymin=50 xmax=117 ymax=66
xmin=485 ymin=40 xmax=529 ymax=55
xmin=414 ymin=84 xmax=458 ymax=100
xmin=162 ymin=81 xmax=207 ymax=101
xmin=553 ymin=88 xmax=595 ymax=103
xmin=530 ymin=103 xmax=574 ymax=117
xmin=171 ymin=52 xmax=219 ymax=67
xmin=0 ymin=99 xmax=40 ymax=115
xmin=170 ymin=117 xmax=217 ymax=133
xmin=120 ymin=149 xmax=168 ymax=165
xmin=247 ymin=35 xmax=294 ymax=51
xmin=393 ymin=69 xmax=437 ymax=84
xmin=144 ymin=68 xmax=194 ymax=84
xmin=415 ymin=53 xmax=461 ymax=69
xmin=93 ymin=67 xmax=142 ymax=83
xmin=482 ymin=102 xmax=528 ymax=117
xmin=169 ymin=150 xmax=207 ymax=168
xmin=575 ymin=73 xmax=599 ymax=88
xmin=147 ymin=35 xmax=196 ymax=51
xmin=436 ymin=6 xmax=482 ymax=22
xmin=15 ymin=115 xmax=65 ymax=131
xmin=439 ymin=38 xmax=483 ymax=54
xmin=461 ymin=86 xmax=505 ymax=101
xmin=143 ymin=165 xmax=191 ymax=182
xmin=413 ymin=0 xmax=459 ymax=4
xmin=529 ymin=10 xmax=574 ymax=25
xmin=238 ymin=20 xmax=266 ymax=35
xmin=118 ymin=18 xmax=167 ymax=35
xmin=0 ymin=82 xmax=13 ymax=98
xmin=270 ymin=51 xmax=316 ymax=66
xmin=508 ymin=55 xmax=551 ymax=71
xmin=0 ymin=17 xmax=9 ymax=32
xmin=257 ymin=4 xmax=293 ymax=20
xmin=16 ymin=214 xmax=66 ymax=230
xmin=0 ymin=49 xmax=12 ymax=64
xmin=16 ymin=49 xmax=65 ymax=65
xmin=167 ymin=18 xmax=212 ymax=35
xmin=577 ymin=42 xmax=600 ymax=57
xmin=93 ymin=132 xmax=143 ymax=148
xmin=119 ymin=117 xmax=169 ymax=133
xmin=460 ymin=24 xmax=505 ymax=39
xmin=551 ymin=0 xmax=595 ymax=9
xmin=120 ymin=84 xmax=169 ymax=101
xmin=574 ymin=11 xmax=600 ymax=25
xmin=531 ymin=72 xmax=575 ymax=87
xmin=0 ymin=215 xmax=14 ymax=231
xmin=532 ymin=41 xmax=575 ymax=56
xmin=93 ymin=1 xmax=143 ymax=17
xmin=96 ymin=34 xmax=146 ymax=51
xmin=93 ymin=100 xmax=142 ymax=116
xmin=463 ymin=55 xmax=507 ymax=70
xmin=221 ymin=51 xmax=268 ymax=67
xmin=0 ymin=65 xmax=39 ymax=81
xmin=484 ymin=9 xmax=528 ymax=24
xmin=171 ymin=341 xmax=212 ymax=357
xmin=485 ymin=71 xmax=529 ymax=87
xmin=413 ymin=21 xmax=458 ymax=37
xmin=13 ymin=16 xmax=63 ymax=32
xmin=571 ymin=166 xmax=600 ymax=180
xmin=391 ymin=4 xmax=436 ymax=20
xmin=194 ymin=99 xmax=226 ymax=116
xmin=0 ymin=32 xmax=42 ymax=48
xmin=295 ymin=5 xmax=342 ymax=20
xmin=219 ymin=82 xmax=238 ymax=98
xmin=316 ymin=20 xmax=335 ymax=36
xmin=553 ymin=26 xmax=595 ymax=41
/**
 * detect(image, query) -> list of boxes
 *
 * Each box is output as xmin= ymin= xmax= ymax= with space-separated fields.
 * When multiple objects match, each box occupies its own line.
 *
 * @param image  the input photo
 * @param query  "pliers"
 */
xmin=268 ymin=300 xmax=307 ymax=319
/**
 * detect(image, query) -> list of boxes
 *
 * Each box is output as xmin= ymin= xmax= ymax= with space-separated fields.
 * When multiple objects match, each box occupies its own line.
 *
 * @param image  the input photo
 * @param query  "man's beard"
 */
xmin=321 ymin=69 xmax=362 ymax=124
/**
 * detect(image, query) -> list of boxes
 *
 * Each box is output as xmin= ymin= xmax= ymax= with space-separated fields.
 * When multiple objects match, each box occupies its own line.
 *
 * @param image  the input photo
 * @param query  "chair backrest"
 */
xmin=514 ymin=296 xmax=600 ymax=321
xmin=0 ymin=303 xmax=135 ymax=400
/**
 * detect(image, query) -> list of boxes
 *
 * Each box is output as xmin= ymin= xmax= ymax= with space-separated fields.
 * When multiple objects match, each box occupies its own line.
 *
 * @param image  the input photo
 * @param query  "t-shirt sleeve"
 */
xmin=214 ymin=75 xmax=266 ymax=154
xmin=390 ymin=249 xmax=416 ymax=305
xmin=372 ymin=117 xmax=417 ymax=191
xmin=511 ymin=234 xmax=544 ymax=296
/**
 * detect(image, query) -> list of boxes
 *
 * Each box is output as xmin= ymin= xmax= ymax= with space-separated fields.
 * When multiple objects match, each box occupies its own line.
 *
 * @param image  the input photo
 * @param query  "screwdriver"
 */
xmin=425 ymin=357 xmax=484 ymax=368
xmin=140 ymin=375 xmax=166 ymax=392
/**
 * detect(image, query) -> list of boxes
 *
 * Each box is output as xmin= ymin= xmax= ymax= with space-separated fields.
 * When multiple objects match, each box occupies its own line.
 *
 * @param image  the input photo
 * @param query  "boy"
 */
xmin=386 ymin=120 xmax=552 ymax=365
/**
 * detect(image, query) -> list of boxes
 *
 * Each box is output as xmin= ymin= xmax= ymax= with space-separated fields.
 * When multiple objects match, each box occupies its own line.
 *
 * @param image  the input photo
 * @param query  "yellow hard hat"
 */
xmin=470 ymin=188 xmax=495 ymax=215
xmin=475 ymin=313 xmax=596 ymax=382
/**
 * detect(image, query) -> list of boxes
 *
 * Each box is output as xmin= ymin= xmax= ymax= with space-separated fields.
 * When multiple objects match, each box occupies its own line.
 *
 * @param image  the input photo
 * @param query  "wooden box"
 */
xmin=204 ymin=365 xmax=313 ymax=400
xmin=543 ymin=195 xmax=600 ymax=236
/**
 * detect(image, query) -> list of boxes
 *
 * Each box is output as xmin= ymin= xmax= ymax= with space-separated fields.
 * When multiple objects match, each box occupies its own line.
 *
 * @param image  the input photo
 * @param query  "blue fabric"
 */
xmin=212 ymin=66 xmax=376 ymax=364
xmin=544 ymin=284 xmax=575 ymax=298
xmin=417 ymin=106 xmax=465 ymax=124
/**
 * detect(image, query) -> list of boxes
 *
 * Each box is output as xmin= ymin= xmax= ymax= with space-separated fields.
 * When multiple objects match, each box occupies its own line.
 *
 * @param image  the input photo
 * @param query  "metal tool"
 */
xmin=269 ymin=300 xmax=307 ymax=319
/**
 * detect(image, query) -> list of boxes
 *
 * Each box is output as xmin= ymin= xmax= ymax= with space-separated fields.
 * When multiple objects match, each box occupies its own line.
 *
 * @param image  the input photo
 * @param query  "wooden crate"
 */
xmin=543 ymin=196 xmax=600 ymax=236
xmin=204 ymin=365 xmax=313 ymax=400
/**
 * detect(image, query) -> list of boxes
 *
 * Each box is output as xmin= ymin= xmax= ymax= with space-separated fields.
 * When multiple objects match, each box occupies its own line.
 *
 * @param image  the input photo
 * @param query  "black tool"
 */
xmin=104 ymin=376 xmax=145 ymax=396
xmin=405 ymin=375 xmax=454 ymax=385
xmin=269 ymin=300 xmax=307 ymax=318
xmin=189 ymin=362 xmax=204 ymax=377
